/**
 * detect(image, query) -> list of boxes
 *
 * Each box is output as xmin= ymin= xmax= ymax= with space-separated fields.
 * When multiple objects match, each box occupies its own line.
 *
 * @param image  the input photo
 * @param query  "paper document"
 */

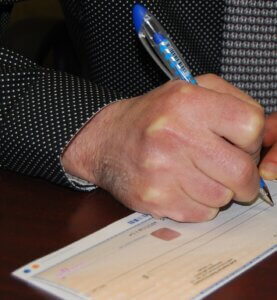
xmin=13 ymin=181 xmax=277 ymax=300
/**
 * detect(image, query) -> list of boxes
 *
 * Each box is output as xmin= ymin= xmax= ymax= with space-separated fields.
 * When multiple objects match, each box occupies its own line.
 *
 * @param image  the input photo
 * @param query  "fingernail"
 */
xmin=208 ymin=208 xmax=219 ymax=221
xmin=180 ymin=84 xmax=194 ymax=94
xmin=224 ymin=189 xmax=234 ymax=202
xmin=260 ymin=163 xmax=277 ymax=180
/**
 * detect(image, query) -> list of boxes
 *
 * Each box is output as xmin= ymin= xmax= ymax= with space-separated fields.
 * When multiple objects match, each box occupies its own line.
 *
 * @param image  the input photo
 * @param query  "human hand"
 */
xmin=62 ymin=74 xmax=265 ymax=222
xmin=259 ymin=112 xmax=277 ymax=180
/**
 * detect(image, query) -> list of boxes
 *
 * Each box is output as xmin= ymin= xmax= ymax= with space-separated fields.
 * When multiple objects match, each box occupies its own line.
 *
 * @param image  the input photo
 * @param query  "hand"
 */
xmin=62 ymin=74 xmax=265 ymax=222
xmin=259 ymin=112 xmax=277 ymax=180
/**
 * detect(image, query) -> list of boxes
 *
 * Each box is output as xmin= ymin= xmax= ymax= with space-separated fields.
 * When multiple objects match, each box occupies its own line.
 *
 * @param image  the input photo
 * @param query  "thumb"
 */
xmin=259 ymin=142 xmax=277 ymax=180
xmin=263 ymin=112 xmax=277 ymax=147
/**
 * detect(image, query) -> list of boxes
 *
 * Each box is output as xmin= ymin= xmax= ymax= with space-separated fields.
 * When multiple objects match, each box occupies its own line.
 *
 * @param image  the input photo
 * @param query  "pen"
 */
xmin=132 ymin=3 xmax=274 ymax=206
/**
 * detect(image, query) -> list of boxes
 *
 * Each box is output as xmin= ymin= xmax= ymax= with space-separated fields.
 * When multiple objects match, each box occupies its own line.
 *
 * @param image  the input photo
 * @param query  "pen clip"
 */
xmin=138 ymin=33 xmax=175 ymax=80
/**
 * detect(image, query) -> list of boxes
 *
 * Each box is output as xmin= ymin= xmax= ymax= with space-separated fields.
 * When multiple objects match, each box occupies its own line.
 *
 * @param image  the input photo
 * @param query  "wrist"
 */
xmin=61 ymin=116 xmax=100 ymax=184
xmin=61 ymin=100 xmax=131 ymax=185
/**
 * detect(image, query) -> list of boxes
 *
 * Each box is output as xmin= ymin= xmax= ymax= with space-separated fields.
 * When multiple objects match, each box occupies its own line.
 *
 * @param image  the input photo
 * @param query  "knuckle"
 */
xmin=198 ymin=73 xmax=224 ymax=86
xmin=234 ymin=157 xmax=255 ymax=186
xmin=245 ymin=106 xmax=265 ymax=140
xmin=170 ymin=210 xmax=191 ymax=222
xmin=189 ymin=207 xmax=219 ymax=222
xmin=202 ymin=73 xmax=221 ymax=82
xmin=162 ymin=80 xmax=185 ymax=99
xmin=165 ymin=80 xmax=198 ymax=103
xmin=212 ymin=187 xmax=233 ymax=207
xmin=165 ymin=79 xmax=185 ymax=91
xmin=139 ymin=187 xmax=161 ymax=209
xmin=144 ymin=115 xmax=169 ymax=136
xmin=170 ymin=207 xmax=219 ymax=223
xmin=254 ymin=105 xmax=265 ymax=127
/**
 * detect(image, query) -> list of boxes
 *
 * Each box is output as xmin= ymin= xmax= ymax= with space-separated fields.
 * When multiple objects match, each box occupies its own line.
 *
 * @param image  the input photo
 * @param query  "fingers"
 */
xmin=127 ymin=139 xmax=233 ymax=222
xmin=189 ymin=130 xmax=260 ymax=202
xmin=177 ymin=82 xmax=264 ymax=156
xmin=210 ymin=92 xmax=264 ymax=156
xmin=260 ymin=112 xmax=277 ymax=180
xmin=177 ymin=162 xmax=234 ymax=208
xmin=197 ymin=74 xmax=262 ymax=109
xmin=196 ymin=74 xmax=264 ymax=156
xmin=138 ymin=186 xmax=219 ymax=223
xmin=162 ymin=197 xmax=219 ymax=223
xmin=139 ymin=80 xmax=262 ymax=205
xmin=80 ymin=77 xmax=266 ymax=223
xmin=263 ymin=112 xmax=277 ymax=147
xmin=259 ymin=142 xmax=277 ymax=180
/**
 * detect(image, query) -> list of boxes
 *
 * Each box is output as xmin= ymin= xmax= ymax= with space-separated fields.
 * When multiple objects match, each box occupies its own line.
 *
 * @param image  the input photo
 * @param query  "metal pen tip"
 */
xmin=260 ymin=186 xmax=274 ymax=206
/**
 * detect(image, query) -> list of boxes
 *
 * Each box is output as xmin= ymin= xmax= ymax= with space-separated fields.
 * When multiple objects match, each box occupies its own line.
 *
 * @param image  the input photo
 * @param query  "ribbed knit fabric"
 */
xmin=221 ymin=0 xmax=277 ymax=114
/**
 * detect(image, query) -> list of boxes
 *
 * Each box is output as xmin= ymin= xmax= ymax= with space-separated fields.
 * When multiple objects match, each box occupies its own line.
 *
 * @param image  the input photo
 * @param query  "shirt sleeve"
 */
xmin=0 ymin=1 xmax=14 ymax=44
xmin=0 ymin=47 xmax=122 ymax=191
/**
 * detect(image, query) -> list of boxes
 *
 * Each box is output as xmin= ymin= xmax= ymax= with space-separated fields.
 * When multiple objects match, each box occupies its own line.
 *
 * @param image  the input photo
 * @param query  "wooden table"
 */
xmin=1 ymin=170 xmax=276 ymax=299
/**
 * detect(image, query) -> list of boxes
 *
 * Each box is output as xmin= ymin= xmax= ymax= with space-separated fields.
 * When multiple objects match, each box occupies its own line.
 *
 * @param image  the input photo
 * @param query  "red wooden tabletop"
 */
xmin=1 ymin=170 xmax=276 ymax=299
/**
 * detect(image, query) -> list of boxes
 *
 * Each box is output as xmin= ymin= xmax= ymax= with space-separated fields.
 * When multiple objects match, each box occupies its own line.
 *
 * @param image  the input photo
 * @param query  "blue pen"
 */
xmin=133 ymin=3 xmax=273 ymax=206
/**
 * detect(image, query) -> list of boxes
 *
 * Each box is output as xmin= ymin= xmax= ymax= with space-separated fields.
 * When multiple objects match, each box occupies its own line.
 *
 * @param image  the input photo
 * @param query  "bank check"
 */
xmin=13 ymin=181 xmax=277 ymax=299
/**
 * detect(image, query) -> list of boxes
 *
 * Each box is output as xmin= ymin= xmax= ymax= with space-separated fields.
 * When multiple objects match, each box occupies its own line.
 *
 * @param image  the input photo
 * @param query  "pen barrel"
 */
xmin=137 ymin=10 xmax=196 ymax=84
xmin=154 ymin=38 xmax=196 ymax=84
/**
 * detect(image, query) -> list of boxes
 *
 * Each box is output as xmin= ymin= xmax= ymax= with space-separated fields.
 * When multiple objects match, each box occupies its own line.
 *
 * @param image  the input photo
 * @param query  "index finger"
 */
xmin=196 ymin=74 xmax=265 ymax=155
xmin=197 ymin=74 xmax=263 ymax=109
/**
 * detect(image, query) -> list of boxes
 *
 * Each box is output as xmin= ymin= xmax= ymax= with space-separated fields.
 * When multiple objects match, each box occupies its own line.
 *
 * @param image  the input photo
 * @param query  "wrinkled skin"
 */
xmin=63 ymin=74 xmax=270 ymax=222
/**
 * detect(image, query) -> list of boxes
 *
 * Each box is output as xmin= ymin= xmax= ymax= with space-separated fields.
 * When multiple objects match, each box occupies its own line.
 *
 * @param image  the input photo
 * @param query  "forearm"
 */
xmin=0 ymin=46 xmax=122 ymax=190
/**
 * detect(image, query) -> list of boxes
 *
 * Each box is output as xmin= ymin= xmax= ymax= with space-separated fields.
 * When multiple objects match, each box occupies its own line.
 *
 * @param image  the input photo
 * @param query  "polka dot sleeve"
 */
xmin=0 ymin=47 xmax=122 ymax=190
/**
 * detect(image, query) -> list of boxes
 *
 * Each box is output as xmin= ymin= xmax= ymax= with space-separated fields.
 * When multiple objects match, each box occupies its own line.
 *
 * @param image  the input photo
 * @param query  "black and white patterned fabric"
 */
xmin=0 ymin=48 xmax=121 ymax=190
xmin=0 ymin=0 xmax=276 ymax=190
xmin=60 ymin=0 xmax=224 ymax=98
xmin=221 ymin=0 xmax=277 ymax=114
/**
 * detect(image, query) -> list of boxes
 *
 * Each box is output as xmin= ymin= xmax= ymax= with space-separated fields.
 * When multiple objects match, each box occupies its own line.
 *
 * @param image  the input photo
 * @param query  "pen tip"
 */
xmin=260 ymin=187 xmax=274 ymax=206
